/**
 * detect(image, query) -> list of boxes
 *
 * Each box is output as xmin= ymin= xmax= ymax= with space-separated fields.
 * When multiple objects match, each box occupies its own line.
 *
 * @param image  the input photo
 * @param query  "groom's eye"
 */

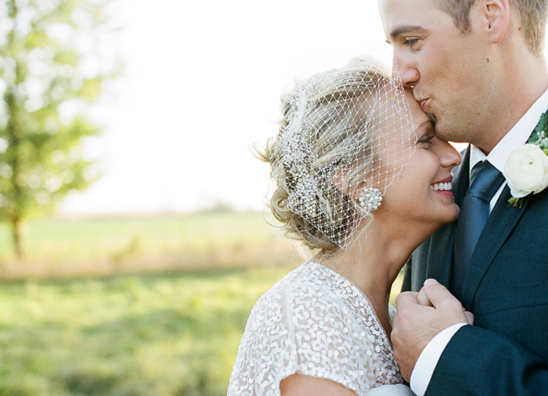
xmin=404 ymin=38 xmax=418 ymax=45
xmin=402 ymin=36 xmax=424 ymax=51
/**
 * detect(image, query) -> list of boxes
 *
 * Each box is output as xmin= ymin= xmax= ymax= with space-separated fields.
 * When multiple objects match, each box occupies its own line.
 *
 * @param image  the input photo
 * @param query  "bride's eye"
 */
xmin=416 ymin=133 xmax=434 ymax=147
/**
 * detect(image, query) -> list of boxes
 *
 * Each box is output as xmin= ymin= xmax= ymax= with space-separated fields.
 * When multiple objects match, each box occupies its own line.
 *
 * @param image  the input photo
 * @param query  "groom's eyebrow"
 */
xmin=388 ymin=25 xmax=427 ymax=41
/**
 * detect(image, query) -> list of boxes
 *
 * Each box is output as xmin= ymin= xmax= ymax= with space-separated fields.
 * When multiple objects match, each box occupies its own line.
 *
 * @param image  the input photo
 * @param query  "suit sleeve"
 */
xmin=426 ymin=325 xmax=548 ymax=395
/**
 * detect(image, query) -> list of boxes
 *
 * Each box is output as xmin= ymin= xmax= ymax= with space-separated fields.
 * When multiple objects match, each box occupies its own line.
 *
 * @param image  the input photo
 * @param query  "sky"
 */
xmin=58 ymin=0 xmax=397 ymax=215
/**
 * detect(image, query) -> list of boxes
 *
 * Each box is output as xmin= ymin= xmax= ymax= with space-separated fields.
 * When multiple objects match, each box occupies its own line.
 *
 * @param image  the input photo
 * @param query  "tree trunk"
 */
xmin=11 ymin=217 xmax=22 ymax=259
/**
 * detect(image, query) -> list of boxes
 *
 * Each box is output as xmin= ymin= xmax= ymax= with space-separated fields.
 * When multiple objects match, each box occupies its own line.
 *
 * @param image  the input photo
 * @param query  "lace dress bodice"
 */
xmin=228 ymin=262 xmax=405 ymax=395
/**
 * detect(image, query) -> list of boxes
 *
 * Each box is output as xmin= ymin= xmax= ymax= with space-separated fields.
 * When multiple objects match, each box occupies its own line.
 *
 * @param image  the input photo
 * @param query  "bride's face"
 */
xmin=378 ymin=90 xmax=462 ymax=228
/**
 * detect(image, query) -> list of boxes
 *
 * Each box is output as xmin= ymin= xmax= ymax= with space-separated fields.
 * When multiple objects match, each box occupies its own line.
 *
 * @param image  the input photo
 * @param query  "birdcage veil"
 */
xmin=268 ymin=55 xmax=416 ymax=249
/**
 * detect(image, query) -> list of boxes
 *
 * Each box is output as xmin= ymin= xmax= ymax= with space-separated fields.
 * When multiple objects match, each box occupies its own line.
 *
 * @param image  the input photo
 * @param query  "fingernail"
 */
xmin=424 ymin=279 xmax=439 ymax=286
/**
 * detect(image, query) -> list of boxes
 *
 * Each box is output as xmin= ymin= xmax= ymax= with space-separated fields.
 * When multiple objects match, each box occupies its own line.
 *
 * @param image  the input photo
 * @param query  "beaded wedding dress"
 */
xmin=228 ymin=262 xmax=414 ymax=395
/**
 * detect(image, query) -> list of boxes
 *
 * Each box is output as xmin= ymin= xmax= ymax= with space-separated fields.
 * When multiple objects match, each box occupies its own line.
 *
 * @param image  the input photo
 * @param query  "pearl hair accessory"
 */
xmin=358 ymin=187 xmax=383 ymax=212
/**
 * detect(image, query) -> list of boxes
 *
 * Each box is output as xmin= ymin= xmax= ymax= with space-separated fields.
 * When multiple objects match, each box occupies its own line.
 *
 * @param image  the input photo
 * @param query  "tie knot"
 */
xmin=468 ymin=160 xmax=504 ymax=201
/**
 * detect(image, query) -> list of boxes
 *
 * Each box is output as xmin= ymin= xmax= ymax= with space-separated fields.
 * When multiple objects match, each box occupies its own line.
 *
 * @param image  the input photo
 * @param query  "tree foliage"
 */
xmin=0 ymin=0 xmax=119 ymax=257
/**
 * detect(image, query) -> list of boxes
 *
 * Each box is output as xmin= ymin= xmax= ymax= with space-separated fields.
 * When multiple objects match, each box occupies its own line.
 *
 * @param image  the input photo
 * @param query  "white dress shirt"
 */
xmin=410 ymin=87 xmax=548 ymax=396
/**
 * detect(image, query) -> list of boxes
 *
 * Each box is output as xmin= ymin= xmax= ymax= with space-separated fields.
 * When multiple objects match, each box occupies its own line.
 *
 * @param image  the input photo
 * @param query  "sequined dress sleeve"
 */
xmin=227 ymin=262 xmax=406 ymax=395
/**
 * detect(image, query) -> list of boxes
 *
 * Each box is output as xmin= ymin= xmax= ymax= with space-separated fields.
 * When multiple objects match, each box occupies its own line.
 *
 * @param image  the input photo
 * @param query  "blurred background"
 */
xmin=0 ymin=0 xmax=511 ymax=394
xmin=59 ymin=0 xmax=390 ymax=216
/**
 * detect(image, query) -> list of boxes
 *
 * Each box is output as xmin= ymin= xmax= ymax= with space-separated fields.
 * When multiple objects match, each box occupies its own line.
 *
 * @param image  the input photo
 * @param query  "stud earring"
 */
xmin=358 ymin=187 xmax=382 ymax=213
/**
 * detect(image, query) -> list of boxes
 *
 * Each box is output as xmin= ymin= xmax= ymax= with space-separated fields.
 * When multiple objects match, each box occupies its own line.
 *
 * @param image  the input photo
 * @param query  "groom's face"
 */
xmin=379 ymin=0 xmax=495 ymax=148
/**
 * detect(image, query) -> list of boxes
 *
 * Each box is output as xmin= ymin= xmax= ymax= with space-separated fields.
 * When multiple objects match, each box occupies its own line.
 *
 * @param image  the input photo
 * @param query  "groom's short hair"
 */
xmin=436 ymin=0 xmax=548 ymax=56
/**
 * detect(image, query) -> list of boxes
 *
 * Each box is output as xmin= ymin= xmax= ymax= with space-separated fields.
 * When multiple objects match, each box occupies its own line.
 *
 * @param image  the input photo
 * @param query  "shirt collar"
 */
xmin=469 ymin=87 xmax=548 ymax=175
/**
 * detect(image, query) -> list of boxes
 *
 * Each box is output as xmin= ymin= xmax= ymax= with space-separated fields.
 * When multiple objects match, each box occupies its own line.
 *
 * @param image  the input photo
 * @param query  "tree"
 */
xmin=0 ymin=0 xmax=119 ymax=257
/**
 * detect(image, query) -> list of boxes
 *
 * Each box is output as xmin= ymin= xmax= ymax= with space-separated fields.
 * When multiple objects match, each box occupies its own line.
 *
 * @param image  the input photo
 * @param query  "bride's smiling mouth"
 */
xmin=430 ymin=177 xmax=453 ymax=196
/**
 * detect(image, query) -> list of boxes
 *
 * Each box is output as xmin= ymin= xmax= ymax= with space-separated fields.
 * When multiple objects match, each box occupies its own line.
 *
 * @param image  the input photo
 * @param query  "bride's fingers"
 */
xmin=464 ymin=310 xmax=474 ymax=325
xmin=416 ymin=288 xmax=434 ymax=307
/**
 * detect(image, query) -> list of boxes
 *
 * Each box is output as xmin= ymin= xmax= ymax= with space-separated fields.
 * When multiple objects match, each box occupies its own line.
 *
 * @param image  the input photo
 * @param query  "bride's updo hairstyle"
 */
xmin=258 ymin=56 xmax=414 ymax=252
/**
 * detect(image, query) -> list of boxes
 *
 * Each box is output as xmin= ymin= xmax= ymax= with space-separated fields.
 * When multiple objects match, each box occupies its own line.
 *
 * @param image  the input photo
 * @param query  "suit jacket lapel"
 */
xmin=424 ymin=222 xmax=456 ymax=287
xmin=460 ymin=185 xmax=530 ymax=308
xmin=459 ymin=108 xmax=548 ymax=306
xmin=453 ymin=147 xmax=471 ymax=208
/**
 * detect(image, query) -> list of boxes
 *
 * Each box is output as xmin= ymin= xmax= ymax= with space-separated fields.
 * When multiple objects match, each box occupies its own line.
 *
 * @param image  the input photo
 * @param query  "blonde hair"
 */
xmin=436 ymin=0 xmax=548 ymax=55
xmin=257 ymin=57 xmax=393 ymax=253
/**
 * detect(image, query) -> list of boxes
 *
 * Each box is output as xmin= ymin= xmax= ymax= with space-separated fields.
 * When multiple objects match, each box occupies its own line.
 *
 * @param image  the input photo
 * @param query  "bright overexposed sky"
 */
xmin=59 ymin=0 xmax=391 ymax=215
xmin=57 ymin=1 xmax=548 ymax=216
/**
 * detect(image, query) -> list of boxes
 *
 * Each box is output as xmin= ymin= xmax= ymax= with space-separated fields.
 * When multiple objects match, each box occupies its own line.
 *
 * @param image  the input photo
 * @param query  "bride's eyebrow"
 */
xmin=416 ymin=120 xmax=432 ymax=134
xmin=412 ymin=121 xmax=434 ymax=141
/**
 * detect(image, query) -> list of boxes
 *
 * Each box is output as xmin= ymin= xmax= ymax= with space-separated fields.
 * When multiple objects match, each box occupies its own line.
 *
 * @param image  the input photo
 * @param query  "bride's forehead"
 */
xmin=370 ymin=93 xmax=416 ymax=134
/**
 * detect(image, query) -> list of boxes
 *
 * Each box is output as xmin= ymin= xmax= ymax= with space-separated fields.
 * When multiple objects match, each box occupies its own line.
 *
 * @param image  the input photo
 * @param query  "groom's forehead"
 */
xmin=379 ymin=0 xmax=450 ymax=36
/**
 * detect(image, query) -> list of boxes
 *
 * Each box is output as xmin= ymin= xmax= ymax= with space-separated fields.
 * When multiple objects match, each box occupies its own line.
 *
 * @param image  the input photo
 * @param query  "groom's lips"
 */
xmin=419 ymin=99 xmax=429 ymax=112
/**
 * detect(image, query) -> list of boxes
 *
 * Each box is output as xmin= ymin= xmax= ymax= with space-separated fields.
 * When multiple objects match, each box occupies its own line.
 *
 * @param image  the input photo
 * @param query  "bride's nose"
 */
xmin=439 ymin=140 xmax=462 ymax=169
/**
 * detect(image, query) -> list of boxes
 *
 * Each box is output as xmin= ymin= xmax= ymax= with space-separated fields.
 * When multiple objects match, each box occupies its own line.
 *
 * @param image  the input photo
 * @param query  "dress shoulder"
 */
xmin=228 ymin=262 xmax=403 ymax=396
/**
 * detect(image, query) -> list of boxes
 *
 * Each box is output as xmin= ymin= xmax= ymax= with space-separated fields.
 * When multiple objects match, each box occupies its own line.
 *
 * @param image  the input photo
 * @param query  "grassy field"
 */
xmin=0 ymin=212 xmax=403 ymax=395
xmin=0 ymin=211 xmax=298 ymax=280
xmin=0 ymin=266 xmax=291 ymax=395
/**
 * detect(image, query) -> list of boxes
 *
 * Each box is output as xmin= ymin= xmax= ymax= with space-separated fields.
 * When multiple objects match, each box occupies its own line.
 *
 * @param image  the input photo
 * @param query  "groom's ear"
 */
xmin=481 ymin=0 xmax=510 ymax=44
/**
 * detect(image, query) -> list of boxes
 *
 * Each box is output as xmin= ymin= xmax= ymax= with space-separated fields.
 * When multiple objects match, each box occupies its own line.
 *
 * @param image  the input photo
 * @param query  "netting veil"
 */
xmin=268 ymin=56 xmax=416 ymax=249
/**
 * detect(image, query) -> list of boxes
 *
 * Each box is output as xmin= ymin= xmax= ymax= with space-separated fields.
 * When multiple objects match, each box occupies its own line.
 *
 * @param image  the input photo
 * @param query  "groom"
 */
xmin=379 ymin=0 xmax=548 ymax=394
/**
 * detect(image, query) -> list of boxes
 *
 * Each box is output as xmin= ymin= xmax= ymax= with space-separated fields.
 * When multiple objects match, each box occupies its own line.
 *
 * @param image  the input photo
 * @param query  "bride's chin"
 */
xmin=430 ymin=204 xmax=460 ymax=227
xmin=443 ymin=204 xmax=460 ymax=224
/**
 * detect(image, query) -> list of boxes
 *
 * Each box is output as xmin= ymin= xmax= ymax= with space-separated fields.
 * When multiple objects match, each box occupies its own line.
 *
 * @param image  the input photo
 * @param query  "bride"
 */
xmin=228 ymin=56 xmax=469 ymax=395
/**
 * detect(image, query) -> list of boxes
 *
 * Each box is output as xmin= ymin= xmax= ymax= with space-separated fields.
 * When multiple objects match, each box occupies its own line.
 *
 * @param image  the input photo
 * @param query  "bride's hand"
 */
xmin=464 ymin=309 xmax=474 ymax=325
xmin=417 ymin=280 xmax=474 ymax=324
xmin=391 ymin=279 xmax=472 ymax=381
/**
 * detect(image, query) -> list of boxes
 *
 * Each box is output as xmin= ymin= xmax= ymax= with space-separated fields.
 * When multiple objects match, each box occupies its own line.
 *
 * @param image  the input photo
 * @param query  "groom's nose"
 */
xmin=393 ymin=56 xmax=420 ymax=89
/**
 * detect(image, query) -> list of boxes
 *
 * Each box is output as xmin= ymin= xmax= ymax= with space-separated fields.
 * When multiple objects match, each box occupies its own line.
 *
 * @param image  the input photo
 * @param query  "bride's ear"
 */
xmin=333 ymin=169 xmax=367 ymax=200
xmin=333 ymin=168 xmax=353 ymax=195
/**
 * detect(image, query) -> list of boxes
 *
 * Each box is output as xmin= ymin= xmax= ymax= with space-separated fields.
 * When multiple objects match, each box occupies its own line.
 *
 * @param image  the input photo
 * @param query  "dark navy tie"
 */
xmin=452 ymin=160 xmax=505 ymax=297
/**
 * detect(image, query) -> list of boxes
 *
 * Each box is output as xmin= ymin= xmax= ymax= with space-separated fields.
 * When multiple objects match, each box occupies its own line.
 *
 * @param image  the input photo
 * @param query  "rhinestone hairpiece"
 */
xmin=269 ymin=56 xmax=415 ymax=248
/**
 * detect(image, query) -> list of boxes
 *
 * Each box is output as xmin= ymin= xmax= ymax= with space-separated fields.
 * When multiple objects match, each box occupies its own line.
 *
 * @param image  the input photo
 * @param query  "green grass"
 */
xmin=0 ymin=266 xmax=403 ymax=396
xmin=0 ymin=211 xmax=298 ymax=280
xmin=0 ymin=211 xmax=277 ymax=256
xmin=0 ymin=266 xmax=291 ymax=395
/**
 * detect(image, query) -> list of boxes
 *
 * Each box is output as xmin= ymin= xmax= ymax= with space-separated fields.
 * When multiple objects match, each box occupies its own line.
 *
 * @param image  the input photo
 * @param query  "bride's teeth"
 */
xmin=431 ymin=182 xmax=452 ymax=191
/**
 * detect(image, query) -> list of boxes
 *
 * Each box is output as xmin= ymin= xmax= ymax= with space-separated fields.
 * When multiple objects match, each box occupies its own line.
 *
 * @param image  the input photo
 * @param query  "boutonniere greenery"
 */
xmin=503 ymin=112 xmax=548 ymax=207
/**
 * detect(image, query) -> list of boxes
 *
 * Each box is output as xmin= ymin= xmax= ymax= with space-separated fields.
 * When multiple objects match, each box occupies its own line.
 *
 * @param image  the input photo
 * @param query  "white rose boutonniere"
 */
xmin=503 ymin=112 xmax=548 ymax=207
xmin=504 ymin=144 xmax=548 ymax=201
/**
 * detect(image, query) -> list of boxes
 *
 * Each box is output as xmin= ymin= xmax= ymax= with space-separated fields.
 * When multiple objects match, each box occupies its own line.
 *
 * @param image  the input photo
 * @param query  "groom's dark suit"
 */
xmin=404 ymin=142 xmax=548 ymax=394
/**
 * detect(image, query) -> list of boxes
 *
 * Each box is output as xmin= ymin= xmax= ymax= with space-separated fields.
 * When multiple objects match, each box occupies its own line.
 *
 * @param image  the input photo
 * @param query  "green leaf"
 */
xmin=508 ymin=196 xmax=524 ymax=208
xmin=535 ymin=113 xmax=547 ymax=132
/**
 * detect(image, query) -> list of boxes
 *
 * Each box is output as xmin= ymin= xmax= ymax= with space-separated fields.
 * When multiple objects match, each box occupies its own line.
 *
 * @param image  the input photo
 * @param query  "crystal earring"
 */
xmin=358 ymin=187 xmax=382 ymax=213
